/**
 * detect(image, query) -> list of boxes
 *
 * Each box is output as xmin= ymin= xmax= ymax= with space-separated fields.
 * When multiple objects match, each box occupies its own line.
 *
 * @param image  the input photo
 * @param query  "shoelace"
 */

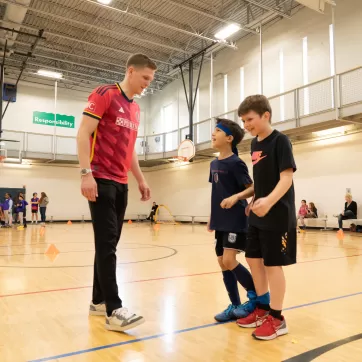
xmin=260 ymin=315 xmax=278 ymax=332
xmin=240 ymin=300 xmax=254 ymax=311
xmin=224 ymin=304 xmax=234 ymax=315
xmin=114 ymin=308 xmax=132 ymax=318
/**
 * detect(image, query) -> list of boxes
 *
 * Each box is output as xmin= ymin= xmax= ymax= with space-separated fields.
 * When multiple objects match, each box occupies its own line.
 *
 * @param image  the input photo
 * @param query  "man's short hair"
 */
xmin=126 ymin=53 xmax=157 ymax=71
xmin=216 ymin=118 xmax=245 ymax=146
xmin=238 ymin=95 xmax=272 ymax=122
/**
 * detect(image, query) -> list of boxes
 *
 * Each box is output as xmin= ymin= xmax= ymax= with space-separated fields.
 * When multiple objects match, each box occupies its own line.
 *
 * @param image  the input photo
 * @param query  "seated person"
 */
xmin=305 ymin=202 xmax=318 ymax=218
xmin=147 ymin=202 xmax=158 ymax=222
xmin=297 ymin=199 xmax=308 ymax=229
xmin=335 ymin=193 xmax=357 ymax=232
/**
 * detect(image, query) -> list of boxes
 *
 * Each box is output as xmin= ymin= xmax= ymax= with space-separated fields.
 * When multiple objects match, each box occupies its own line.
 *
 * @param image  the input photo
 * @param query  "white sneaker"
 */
xmin=89 ymin=302 xmax=106 ymax=316
xmin=105 ymin=307 xmax=145 ymax=332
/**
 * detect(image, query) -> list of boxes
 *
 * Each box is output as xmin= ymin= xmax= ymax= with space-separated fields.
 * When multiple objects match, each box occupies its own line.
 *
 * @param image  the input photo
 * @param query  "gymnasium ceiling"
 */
xmin=0 ymin=0 xmax=302 ymax=95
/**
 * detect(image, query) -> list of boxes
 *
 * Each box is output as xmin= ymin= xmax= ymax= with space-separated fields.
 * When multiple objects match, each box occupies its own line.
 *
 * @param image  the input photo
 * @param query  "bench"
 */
xmin=303 ymin=217 xmax=330 ymax=230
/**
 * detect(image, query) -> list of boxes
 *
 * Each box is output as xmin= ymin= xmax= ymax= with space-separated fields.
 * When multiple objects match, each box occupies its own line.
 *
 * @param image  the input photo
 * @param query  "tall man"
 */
xmin=77 ymin=54 xmax=157 ymax=332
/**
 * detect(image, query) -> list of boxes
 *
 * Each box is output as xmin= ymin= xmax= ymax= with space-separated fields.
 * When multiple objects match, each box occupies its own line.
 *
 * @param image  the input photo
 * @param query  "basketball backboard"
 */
xmin=0 ymin=138 xmax=21 ymax=164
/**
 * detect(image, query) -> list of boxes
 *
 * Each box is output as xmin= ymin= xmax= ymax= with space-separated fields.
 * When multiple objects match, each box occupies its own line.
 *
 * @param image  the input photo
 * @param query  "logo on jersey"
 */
xmin=213 ymin=172 xmax=219 ymax=183
xmin=119 ymin=107 xmax=125 ymax=113
xmin=251 ymin=151 xmax=267 ymax=165
xmin=115 ymin=117 xmax=138 ymax=131
xmin=228 ymin=233 xmax=237 ymax=243
xmin=87 ymin=101 xmax=96 ymax=112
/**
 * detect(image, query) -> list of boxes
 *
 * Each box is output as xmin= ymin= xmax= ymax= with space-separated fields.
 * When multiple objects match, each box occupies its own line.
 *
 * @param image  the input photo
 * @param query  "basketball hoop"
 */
xmin=177 ymin=139 xmax=195 ymax=163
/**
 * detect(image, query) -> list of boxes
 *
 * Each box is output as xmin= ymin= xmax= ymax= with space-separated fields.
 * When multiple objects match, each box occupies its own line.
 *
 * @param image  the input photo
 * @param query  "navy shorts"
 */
xmin=215 ymin=231 xmax=247 ymax=257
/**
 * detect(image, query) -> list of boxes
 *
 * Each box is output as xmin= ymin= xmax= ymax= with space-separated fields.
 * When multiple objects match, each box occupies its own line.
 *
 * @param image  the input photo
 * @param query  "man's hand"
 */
xmin=220 ymin=195 xmax=238 ymax=209
xmin=251 ymin=197 xmax=272 ymax=217
xmin=81 ymin=174 xmax=98 ymax=202
xmin=138 ymin=181 xmax=151 ymax=201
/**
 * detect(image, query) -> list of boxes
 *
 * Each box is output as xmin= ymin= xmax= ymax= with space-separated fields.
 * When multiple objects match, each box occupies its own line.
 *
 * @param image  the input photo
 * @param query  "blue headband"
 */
xmin=216 ymin=124 xmax=239 ymax=156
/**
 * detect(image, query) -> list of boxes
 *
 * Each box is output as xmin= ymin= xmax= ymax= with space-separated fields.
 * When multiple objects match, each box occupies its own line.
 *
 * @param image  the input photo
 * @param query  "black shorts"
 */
xmin=215 ymin=231 xmax=247 ymax=257
xmin=31 ymin=210 xmax=38 ymax=214
xmin=245 ymin=225 xmax=297 ymax=266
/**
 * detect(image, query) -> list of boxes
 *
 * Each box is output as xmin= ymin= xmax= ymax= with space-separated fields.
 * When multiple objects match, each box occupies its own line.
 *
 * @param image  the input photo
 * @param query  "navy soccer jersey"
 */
xmin=209 ymin=154 xmax=252 ymax=233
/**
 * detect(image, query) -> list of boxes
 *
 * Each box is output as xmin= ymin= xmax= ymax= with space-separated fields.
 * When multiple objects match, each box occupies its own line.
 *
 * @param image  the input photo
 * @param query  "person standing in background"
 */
xmin=17 ymin=195 xmax=28 ymax=226
xmin=3 ymin=193 xmax=13 ymax=228
xmin=39 ymin=192 xmax=49 ymax=225
xmin=31 ymin=193 xmax=40 ymax=224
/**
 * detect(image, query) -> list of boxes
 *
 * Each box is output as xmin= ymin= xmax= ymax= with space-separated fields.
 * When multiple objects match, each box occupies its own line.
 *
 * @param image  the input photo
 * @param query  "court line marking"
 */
xmin=27 ymin=290 xmax=362 ymax=362
xmin=1 ymin=252 xmax=361 ymax=298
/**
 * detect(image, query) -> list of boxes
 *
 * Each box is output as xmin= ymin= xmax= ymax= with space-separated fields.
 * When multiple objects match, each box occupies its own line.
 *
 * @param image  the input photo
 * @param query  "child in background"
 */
xmin=16 ymin=195 xmax=28 ymax=226
xmin=297 ymin=200 xmax=308 ymax=230
xmin=31 ymin=193 xmax=39 ymax=224
xmin=208 ymin=118 xmax=269 ymax=322
xmin=3 ymin=193 xmax=13 ymax=228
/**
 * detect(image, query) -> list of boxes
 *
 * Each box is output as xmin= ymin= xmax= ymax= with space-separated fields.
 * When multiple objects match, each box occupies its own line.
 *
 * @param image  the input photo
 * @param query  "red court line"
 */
xmin=1 ymin=253 xmax=361 ymax=299
xmin=0 ymin=271 xmax=220 ymax=299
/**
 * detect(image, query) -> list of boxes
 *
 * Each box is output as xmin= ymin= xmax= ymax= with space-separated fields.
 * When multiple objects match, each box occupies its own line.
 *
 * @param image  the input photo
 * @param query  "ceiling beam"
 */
xmin=161 ymin=0 xmax=257 ymax=35
xmin=77 ymin=0 xmax=237 ymax=49
xmin=0 ymin=0 xmax=194 ymax=54
xmin=13 ymin=40 xmax=176 ymax=81
xmin=1 ymin=19 xmax=174 ymax=67
xmin=244 ymin=0 xmax=292 ymax=18
xmin=5 ymin=57 xmax=160 ymax=92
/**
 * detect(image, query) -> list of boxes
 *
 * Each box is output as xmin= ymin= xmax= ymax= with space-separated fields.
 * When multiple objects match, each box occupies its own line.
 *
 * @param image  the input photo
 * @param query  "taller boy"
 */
xmin=234 ymin=95 xmax=297 ymax=340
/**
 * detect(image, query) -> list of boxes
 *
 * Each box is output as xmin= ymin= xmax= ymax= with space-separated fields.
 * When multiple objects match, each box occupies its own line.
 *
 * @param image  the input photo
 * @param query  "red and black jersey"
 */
xmin=83 ymin=83 xmax=140 ymax=184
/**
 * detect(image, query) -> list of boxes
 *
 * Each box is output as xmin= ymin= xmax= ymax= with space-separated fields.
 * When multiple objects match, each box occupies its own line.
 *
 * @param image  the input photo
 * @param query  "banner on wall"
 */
xmin=33 ymin=111 xmax=75 ymax=128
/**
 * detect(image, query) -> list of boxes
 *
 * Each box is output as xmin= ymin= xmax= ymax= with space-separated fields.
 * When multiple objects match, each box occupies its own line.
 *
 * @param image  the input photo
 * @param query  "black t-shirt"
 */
xmin=344 ymin=201 xmax=357 ymax=216
xmin=152 ymin=204 xmax=158 ymax=212
xmin=209 ymin=154 xmax=252 ymax=233
xmin=250 ymin=130 xmax=297 ymax=231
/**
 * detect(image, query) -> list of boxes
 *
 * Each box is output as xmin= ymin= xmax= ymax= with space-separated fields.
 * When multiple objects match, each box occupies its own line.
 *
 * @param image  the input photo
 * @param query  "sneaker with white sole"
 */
xmin=105 ymin=307 xmax=145 ymax=332
xmin=89 ymin=301 xmax=106 ymax=316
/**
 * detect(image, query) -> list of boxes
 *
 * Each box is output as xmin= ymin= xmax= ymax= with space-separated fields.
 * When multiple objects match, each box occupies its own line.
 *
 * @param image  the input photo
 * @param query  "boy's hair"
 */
xmin=238 ymin=95 xmax=272 ymax=123
xmin=19 ymin=195 xmax=24 ymax=199
xmin=33 ymin=192 xmax=37 ymax=196
xmin=302 ymin=199 xmax=306 ymax=203
xmin=216 ymin=118 xmax=245 ymax=146
xmin=126 ymin=53 xmax=157 ymax=71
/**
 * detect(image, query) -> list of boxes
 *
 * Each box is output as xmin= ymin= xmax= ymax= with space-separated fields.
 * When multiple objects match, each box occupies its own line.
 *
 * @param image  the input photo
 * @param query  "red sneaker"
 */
xmin=252 ymin=315 xmax=288 ymax=340
xmin=236 ymin=307 xmax=268 ymax=328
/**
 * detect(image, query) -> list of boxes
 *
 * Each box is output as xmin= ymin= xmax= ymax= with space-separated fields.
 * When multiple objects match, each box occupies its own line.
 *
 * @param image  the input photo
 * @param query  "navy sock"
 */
xmin=222 ymin=270 xmax=241 ymax=305
xmin=231 ymin=263 xmax=255 ymax=292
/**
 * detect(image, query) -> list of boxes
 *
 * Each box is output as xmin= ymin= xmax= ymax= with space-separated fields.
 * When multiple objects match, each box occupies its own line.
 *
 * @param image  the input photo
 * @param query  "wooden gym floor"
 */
xmin=0 ymin=223 xmax=361 ymax=362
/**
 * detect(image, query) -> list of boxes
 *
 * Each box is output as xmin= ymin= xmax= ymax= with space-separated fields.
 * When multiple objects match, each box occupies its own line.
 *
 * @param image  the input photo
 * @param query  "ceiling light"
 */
xmin=37 ymin=69 xmax=63 ymax=79
xmin=215 ymin=24 xmax=241 ymax=40
xmin=312 ymin=127 xmax=345 ymax=137
xmin=97 ymin=0 xmax=112 ymax=4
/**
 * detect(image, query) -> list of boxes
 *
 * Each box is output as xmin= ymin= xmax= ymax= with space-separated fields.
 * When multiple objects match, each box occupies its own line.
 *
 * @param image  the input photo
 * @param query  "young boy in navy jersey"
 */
xmin=208 ymin=118 xmax=270 ymax=322
xmin=234 ymin=95 xmax=297 ymax=340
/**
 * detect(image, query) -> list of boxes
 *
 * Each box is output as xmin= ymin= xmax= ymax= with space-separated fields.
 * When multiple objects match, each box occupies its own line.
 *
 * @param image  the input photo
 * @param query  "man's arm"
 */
xmin=77 ymin=115 xmax=99 ymax=201
xmin=131 ymin=149 xmax=151 ymax=201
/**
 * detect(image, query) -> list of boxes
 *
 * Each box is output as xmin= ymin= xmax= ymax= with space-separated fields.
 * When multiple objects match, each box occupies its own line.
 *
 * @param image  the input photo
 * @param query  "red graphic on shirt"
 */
xmin=252 ymin=151 xmax=267 ymax=165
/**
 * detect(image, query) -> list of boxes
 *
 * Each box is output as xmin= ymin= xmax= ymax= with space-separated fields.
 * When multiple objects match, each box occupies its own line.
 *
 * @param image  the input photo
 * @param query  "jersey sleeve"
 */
xmin=83 ymin=87 xmax=109 ymax=121
xmin=233 ymin=159 xmax=253 ymax=189
xmin=276 ymin=135 xmax=297 ymax=173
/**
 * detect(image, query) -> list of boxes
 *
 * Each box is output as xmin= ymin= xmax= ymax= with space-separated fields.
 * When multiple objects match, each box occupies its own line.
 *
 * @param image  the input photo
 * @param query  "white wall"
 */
xmin=142 ymin=0 xmax=362 ymax=135
xmin=142 ymin=132 xmax=362 ymax=220
xmin=1 ymin=131 xmax=362 ymax=223
xmin=2 ymin=81 xmax=148 ymax=138
xmin=0 ymin=164 xmax=151 ymax=220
